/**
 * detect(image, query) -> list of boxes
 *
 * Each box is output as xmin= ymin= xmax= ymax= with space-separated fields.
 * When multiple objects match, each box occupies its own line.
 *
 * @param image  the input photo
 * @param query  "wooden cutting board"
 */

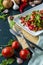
xmin=8 ymin=15 xmax=39 ymax=49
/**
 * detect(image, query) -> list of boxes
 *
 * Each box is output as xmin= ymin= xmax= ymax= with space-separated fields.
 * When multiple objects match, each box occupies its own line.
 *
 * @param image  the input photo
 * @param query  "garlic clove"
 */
xmin=2 ymin=9 xmax=9 ymax=14
xmin=31 ymin=3 xmax=35 ymax=7
xmin=16 ymin=57 xmax=23 ymax=64
xmin=13 ymin=1 xmax=19 ymax=10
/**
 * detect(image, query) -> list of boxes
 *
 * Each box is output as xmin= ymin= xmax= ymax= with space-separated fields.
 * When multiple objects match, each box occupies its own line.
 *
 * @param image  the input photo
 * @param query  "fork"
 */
xmin=9 ymin=27 xmax=43 ymax=53
xmin=15 ymin=27 xmax=43 ymax=50
xmin=9 ymin=29 xmax=35 ymax=53
xmin=12 ymin=26 xmax=43 ymax=50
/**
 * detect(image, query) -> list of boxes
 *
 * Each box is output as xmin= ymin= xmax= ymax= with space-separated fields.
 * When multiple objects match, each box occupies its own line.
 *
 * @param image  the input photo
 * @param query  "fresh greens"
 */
xmin=0 ymin=0 xmax=5 ymax=12
xmin=20 ymin=10 xmax=43 ymax=31
xmin=0 ymin=39 xmax=15 ymax=65
xmin=0 ymin=14 xmax=8 ymax=20
xmin=7 ymin=39 xmax=14 ymax=46
xmin=0 ymin=58 xmax=15 ymax=65
xmin=0 ymin=53 xmax=2 ymax=57
xmin=9 ymin=20 xmax=15 ymax=28
xmin=25 ymin=15 xmax=30 ymax=21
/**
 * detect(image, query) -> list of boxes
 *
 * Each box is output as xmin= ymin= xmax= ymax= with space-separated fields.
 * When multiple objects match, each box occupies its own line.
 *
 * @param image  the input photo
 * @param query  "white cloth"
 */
xmin=28 ymin=35 xmax=43 ymax=65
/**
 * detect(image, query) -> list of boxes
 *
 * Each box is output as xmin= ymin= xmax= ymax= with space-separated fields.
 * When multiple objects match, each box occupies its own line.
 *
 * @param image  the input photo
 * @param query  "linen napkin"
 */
xmin=28 ymin=34 xmax=43 ymax=65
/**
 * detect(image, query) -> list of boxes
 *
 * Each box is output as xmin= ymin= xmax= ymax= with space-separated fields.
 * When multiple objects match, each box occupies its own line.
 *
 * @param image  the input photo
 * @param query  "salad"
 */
xmin=20 ymin=10 xmax=43 ymax=31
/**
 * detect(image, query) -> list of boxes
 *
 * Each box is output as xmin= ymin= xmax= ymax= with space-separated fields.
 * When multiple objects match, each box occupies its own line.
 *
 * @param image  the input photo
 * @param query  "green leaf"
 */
xmin=35 ymin=14 xmax=40 ymax=23
xmin=25 ymin=15 xmax=30 ymax=21
xmin=8 ymin=39 xmax=14 ymax=46
xmin=0 ymin=58 xmax=15 ymax=65
xmin=0 ymin=53 xmax=2 ymax=57
xmin=6 ymin=58 xmax=15 ymax=64
xmin=2 ymin=59 xmax=7 ymax=65
xmin=0 ymin=14 xmax=8 ymax=20
xmin=9 ymin=20 xmax=15 ymax=29
xmin=0 ymin=63 xmax=2 ymax=65
xmin=0 ymin=0 xmax=5 ymax=12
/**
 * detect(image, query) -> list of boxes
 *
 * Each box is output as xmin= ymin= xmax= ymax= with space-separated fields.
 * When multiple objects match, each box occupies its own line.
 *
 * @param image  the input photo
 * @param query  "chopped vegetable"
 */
xmin=20 ymin=10 xmax=43 ymax=31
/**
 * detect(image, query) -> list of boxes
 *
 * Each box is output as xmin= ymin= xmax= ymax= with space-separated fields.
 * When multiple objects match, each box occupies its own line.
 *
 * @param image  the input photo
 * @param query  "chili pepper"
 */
xmin=19 ymin=2 xmax=27 ymax=13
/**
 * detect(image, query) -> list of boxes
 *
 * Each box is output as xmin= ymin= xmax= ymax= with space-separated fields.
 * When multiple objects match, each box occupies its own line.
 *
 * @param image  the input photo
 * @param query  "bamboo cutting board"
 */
xmin=8 ymin=15 xmax=39 ymax=49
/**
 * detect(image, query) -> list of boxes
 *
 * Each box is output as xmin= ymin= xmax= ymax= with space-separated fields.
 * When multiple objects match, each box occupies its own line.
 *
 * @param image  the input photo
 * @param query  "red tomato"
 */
xmin=29 ymin=25 xmax=35 ymax=30
xmin=26 ymin=22 xmax=30 ymax=27
xmin=20 ymin=17 xmax=25 ymax=23
xmin=19 ymin=49 xmax=30 ymax=60
xmin=40 ymin=10 xmax=43 ymax=14
xmin=21 ymin=0 xmax=28 ymax=3
xmin=40 ymin=16 xmax=43 ymax=20
xmin=2 ymin=47 xmax=14 ymax=58
xmin=30 ymin=15 xmax=35 ymax=20
xmin=12 ymin=41 xmax=20 ymax=49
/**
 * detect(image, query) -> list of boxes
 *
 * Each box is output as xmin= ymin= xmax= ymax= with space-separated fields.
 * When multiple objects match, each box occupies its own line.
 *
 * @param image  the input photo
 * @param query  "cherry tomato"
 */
xmin=21 ymin=0 xmax=28 ymax=3
xmin=19 ymin=49 xmax=30 ymax=60
xmin=2 ymin=47 xmax=14 ymax=58
xmin=12 ymin=41 xmax=20 ymax=49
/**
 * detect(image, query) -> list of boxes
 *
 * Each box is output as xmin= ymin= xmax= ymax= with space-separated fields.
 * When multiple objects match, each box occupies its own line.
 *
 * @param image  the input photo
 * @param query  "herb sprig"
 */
xmin=0 ymin=39 xmax=15 ymax=65
xmin=0 ymin=58 xmax=15 ymax=65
